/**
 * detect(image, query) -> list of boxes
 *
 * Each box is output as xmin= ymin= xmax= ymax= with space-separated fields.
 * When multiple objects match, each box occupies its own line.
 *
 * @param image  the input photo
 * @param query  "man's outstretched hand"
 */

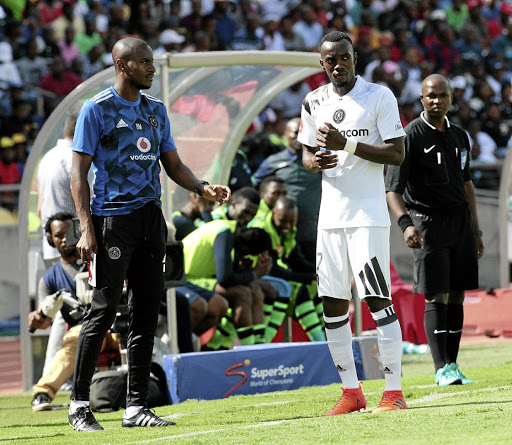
xmin=202 ymin=184 xmax=231 ymax=205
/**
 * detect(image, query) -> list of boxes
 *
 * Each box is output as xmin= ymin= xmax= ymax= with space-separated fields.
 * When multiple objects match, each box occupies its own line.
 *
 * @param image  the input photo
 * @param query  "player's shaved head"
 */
xmin=112 ymin=37 xmax=151 ymax=69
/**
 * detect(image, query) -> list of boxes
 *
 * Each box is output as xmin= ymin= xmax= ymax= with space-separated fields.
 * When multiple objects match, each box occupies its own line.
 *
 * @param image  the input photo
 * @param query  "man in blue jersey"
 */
xmin=69 ymin=37 xmax=230 ymax=432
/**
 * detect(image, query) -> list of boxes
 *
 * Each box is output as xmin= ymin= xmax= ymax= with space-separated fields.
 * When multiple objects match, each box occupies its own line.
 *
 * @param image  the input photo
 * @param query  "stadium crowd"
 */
xmin=2 ymin=0 xmax=510 ymax=353
xmin=1 ymin=0 xmax=512 ymax=209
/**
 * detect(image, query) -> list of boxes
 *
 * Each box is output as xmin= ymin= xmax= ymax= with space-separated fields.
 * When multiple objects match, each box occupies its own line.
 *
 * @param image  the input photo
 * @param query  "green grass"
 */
xmin=1 ymin=342 xmax=512 ymax=444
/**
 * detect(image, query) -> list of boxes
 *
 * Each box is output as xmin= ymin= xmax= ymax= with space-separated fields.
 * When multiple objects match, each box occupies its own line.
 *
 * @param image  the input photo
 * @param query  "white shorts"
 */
xmin=316 ymin=227 xmax=391 ymax=300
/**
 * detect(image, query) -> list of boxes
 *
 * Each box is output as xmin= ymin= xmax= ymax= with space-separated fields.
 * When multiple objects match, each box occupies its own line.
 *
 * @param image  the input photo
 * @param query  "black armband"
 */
xmin=397 ymin=214 xmax=414 ymax=232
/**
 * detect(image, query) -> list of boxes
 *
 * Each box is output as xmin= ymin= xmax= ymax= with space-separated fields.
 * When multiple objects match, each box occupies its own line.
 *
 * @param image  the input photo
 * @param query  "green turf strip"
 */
xmin=1 ymin=342 xmax=511 ymax=444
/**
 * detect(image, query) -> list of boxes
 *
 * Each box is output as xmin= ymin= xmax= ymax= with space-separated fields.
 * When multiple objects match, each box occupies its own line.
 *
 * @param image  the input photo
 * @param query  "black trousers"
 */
xmin=71 ymin=203 xmax=167 ymax=407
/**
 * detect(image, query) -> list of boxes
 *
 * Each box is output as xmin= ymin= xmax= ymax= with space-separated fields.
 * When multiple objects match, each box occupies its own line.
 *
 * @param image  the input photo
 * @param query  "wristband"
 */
xmin=344 ymin=139 xmax=357 ymax=154
xmin=194 ymin=180 xmax=209 ymax=197
xmin=397 ymin=214 xmax=413 ymax=232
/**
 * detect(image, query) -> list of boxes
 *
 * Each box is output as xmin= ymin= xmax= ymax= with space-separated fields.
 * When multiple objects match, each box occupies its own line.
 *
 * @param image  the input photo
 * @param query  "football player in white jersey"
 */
xmin=298 ymin=31 xmax=408 ymax=415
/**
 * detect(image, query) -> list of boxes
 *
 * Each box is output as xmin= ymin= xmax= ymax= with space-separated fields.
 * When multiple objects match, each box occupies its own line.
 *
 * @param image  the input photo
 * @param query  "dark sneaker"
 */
xmin=122 ymin=407 xmax=177 ymax=427
xmin=32 ymin=393 xmax=52 ymax=412
xmin=68 ymin=405 xmax=104 ymax=432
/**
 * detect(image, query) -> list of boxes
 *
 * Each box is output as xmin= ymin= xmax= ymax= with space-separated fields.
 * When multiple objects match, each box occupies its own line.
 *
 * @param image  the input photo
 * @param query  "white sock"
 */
xmin=324 ymin=313 xmax=359 ymax=389
xmin=124 ymin=405 xmax=144 ymax=418
xmin=69 ymin=400 xmax=89 ymax=414
xmin=371 ymin=305 xmax=402 ymax=391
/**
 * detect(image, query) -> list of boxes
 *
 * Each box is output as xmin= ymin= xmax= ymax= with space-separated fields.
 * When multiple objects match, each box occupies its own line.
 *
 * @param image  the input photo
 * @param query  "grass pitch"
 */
xmin=1 ymin=342 xmax=511 ymax=445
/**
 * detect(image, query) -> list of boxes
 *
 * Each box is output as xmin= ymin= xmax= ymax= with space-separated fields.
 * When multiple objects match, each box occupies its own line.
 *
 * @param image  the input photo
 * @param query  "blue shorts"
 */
xmin=176 ymin=282 xmax=214 ymax=303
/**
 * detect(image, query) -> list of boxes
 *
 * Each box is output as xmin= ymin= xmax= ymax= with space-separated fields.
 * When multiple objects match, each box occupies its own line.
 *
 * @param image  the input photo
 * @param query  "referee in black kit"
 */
xmin=385 ymin=74 xmax=484 ymax=387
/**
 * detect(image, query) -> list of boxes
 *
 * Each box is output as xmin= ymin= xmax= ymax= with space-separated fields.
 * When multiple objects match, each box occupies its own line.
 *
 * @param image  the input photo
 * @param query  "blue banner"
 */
xmin=163 ymin=339 xmax=380 ymax=404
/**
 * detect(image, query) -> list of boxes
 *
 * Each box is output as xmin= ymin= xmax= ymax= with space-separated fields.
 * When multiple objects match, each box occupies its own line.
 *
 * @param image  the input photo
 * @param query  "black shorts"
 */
xmin=409 ymin=206 xmax=478 ymax=294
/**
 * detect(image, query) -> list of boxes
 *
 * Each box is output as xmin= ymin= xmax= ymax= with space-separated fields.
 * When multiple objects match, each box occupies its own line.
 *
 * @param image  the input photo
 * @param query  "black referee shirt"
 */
xmin=385 ymin=113 xmax=472 ymax=213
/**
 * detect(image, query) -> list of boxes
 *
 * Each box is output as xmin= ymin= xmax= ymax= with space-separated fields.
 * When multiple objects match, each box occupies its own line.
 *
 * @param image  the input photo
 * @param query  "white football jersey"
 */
xmin=298 ymin=76 xmax=405 ymax=229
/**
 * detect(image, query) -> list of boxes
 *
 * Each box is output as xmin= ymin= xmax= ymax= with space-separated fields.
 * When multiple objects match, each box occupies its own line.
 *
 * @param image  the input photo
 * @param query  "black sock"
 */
xmin=446 ymin=303 xmax=464 ymax=364
xmin=424 ymin=302 xmax=448 ymax=371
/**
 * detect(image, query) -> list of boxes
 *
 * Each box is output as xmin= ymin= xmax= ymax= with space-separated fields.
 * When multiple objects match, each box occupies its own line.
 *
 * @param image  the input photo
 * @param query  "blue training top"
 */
xmin=72 ymin=86 xmax=177 ymax=216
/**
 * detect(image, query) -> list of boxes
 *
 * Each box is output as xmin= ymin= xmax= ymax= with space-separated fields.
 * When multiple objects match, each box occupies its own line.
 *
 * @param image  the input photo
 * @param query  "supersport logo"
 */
xmin=223 ymin=360 xmax=249 ymax=398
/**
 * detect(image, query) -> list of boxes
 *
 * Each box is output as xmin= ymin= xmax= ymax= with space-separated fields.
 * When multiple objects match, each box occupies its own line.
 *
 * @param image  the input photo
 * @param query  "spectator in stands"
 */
xmin=39 ymin=56 xmax=82 ymax=113
xmin=258 ymin=0 xmax=299 ymax=24
xmin=0 ymin=41 xmax=22 ymax=91
xmin=364 ymin=45 xmax=391 ymax=83
xmin=3 ymin=19 xmax=25 ymax=60
xmin=250 ymin=196 xmax=325 ymax=342
xmin=426 ymin=23 xmax=460 ymax=76
xmin=181 ymin=0 xmax=205 ymax=39
xmin=29 ymin=212 xmax=91 ymax=412
xmin=75 ymin=14 xmax=102 ymax=56
xmin=40 ymin=26 xmax=61 ymax=60
xmin=51 ymin=0 xmax=84 ymax=41
xmin=15 ymin=37 xmax=48 ymax=88
xmin=172 ymin=193 xmax=214 ymax=241
xmin=79 ymin=43 xmax=105 ymax=79
xmin=446 ymin=0 xmax=470 ymax=32
xmin=454 ymin=23 xmax=484 ymax=72
xmin=466 ymin=0 xmax=490 ymax=47
xmin=232 ymin=12 xmax=263 ymax=50
xmin=270 ymin=80 xmax=311 ymax=119
xmin=467 ymin=119 xmax=498 ymax=163
xmin=326 ymin=12 xmax=354 ymax=40
xmin=212 ymin=0 xmax=236 ymax=50
xmin=0 ymin=136 xmax=23 ymax=211
xmin=487 ymin=0 xmax=512 ymax=39
xmin=353 ymin=26 xmax=375 ymax=76
xmin=469 ymin=79 xmax=496 ymax=119
xmin=293 ymin=5 xmax=324 ymax=52
xmin=349 ymin=0 xmax=379 ymax=26
xmin=57 ymin=24 xmax=79 ymax=67
xmin=12 ymin=133 xmax=28 ymax=165
xmin=482 ymin=100 xmax=512 ymax=150
xmin=500 ymin=81 xmax=512 ymax=121
xmin=253 ymin=117 xmax=321 ymax=261
xmin=201 ymin=13 xmax=219 ymax=51
xmin=154 ymin=29 xmax=186 ymax=56
xmin=280 ymin=14 xmax=307 ymax=52
xmin=261 ymin=17 xmax=285 ymax=51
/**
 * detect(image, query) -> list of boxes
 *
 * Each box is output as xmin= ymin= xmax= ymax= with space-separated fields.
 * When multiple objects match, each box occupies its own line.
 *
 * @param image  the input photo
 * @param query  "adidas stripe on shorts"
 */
xmin=316 ymin=227 xmax=391 ymax=300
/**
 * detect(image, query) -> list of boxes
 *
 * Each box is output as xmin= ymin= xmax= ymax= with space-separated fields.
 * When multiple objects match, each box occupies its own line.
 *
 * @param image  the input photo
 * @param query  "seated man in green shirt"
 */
xmin=172 ymin=192 xmax=214 ymax=241
xmin=253 ymin=175 xmax=287 ymax=222
xmin=250 ymin=196 xmax=325 ymax=342
xmin=183 ymin=206 xmax=274 ymax=348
